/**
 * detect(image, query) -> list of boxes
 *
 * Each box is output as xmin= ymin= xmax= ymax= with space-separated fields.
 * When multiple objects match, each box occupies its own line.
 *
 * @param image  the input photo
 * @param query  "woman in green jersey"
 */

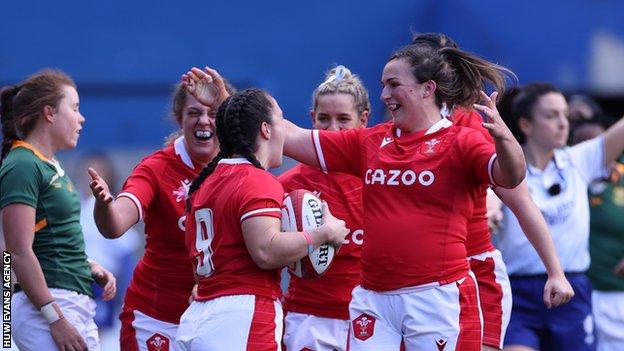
xmin=0 ymin=69 xmax=116 ymax=351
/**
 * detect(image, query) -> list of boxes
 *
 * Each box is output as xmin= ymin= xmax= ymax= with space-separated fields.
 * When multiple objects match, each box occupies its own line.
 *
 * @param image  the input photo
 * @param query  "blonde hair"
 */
xmin=312 ymin=65 xmax=370 ymax=116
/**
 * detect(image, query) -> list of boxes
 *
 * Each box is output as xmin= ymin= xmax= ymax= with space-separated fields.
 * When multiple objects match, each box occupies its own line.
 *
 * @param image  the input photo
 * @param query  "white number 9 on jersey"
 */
xmin=194 ymin=208 xmax=215 ymax=277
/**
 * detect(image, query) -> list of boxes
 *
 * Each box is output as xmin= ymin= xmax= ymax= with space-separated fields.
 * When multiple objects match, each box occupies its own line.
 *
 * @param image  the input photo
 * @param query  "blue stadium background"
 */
xmin=2 ymin=0 xmax=624 ymax=153
xmin=2 ymin=1 xmax=624 ymax=349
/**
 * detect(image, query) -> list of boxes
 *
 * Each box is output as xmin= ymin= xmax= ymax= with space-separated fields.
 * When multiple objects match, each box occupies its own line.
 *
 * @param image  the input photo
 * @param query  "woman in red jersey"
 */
xmin=410 ymin=33 xmax=574 ymax=351
xmin=88 ymin=67 xmax=233 ymax=350
xmin=176 ymin=88 xmax=348 ymax=351
xmin=280 ymin=43 xmax=526 ymax=350
xmin=279 ymin=65 xmax=368 ymax=351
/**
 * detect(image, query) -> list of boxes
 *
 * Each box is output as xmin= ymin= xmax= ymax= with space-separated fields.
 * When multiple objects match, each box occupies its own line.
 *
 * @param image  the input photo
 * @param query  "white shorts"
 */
xmin=592 ymin=290 xmax=624 ymax=351
xmin=283 ymin=312 xmax=349 ymax=351
xmin=12 ymin=288 xmax=100 ymax=351
xmin=176 ymin=294 xmax=283 ymax=351
xmin=468 ymin=249 xmax=512 ymax=349
xmin=119 ymin=305 xmax=183 ymax=351
xmin=348 ymin=273 xmax=482 ymax=351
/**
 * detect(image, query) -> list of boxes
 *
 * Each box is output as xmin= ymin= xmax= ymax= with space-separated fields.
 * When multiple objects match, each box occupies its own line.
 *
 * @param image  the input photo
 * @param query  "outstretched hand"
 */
xmin=88 ymin=167 xmax=113 ymax=204
xmin=181 ymin=66 xmax=230 ymax=108
xmin=473 ymin=91 xmax=515 ymax=141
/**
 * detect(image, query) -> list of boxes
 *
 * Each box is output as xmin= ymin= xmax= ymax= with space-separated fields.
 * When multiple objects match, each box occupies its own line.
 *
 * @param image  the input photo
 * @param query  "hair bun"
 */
xmin=322 ymin=65 xmax=353 ymax=85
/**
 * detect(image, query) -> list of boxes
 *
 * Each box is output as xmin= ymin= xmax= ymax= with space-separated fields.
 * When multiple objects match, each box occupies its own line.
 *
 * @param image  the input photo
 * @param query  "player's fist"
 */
xmin=543 ymin=274 xmax=574 ymax=308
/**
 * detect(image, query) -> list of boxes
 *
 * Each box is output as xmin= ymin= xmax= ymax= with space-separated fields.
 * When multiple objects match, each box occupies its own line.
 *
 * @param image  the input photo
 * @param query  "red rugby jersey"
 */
xmin=186 ymin=158 xmax=284 ymax=301
xmin=451 ymin=107 xmax=497 ymax=256
xmin=279 ymin=164 xmax=364 ymax=320
xmin=313 ymin=118 xmax=497 ymax=291
xmin=119 ymin=138 xmax=201 ymax=324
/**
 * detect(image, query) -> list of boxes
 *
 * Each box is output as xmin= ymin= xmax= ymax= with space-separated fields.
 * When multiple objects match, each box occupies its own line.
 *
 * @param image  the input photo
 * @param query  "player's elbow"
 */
xmin=96 ymin=224 xmax=124 ymax=239
xmin=507 ymin=171 xmax=526 ymax=188
xmin=497 ymin=168 xmax=526 ymax=189
xmin=249 ymin=248 xmax=282 ymax=270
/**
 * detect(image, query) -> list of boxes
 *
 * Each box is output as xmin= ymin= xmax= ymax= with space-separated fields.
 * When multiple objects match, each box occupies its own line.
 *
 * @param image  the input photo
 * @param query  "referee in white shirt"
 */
xmin=495 ymin=83 xmax=624 ymax=351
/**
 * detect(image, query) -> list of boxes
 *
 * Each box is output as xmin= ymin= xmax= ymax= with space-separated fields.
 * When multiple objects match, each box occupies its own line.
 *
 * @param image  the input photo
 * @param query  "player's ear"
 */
xmin=518 ymin=117 xmax=531 ymax=136
xmin=422 ymin=80 xmax=436 ymax=99
xmin=359 ymin=110 xmax=369 ymax=128
xmin=260 ymin=121 xmax=271 ymax=140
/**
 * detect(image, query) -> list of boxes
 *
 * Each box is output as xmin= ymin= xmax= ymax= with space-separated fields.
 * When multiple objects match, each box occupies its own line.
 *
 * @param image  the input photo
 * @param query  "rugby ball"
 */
xmin=281 ymin=189 xmax=335 ymax=278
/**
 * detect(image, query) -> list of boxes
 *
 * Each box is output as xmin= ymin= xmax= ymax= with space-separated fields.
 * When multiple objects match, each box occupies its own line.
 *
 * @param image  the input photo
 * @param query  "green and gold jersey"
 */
xmin=587 ymin=155 xmax=624 ymax=291
xmin=0 ymin=141 xmax=93 ymax=297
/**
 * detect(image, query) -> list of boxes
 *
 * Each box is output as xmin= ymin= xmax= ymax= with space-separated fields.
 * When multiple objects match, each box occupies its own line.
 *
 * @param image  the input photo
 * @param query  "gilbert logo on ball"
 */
xmin=281 ymin=189 xmax=335 ymax=278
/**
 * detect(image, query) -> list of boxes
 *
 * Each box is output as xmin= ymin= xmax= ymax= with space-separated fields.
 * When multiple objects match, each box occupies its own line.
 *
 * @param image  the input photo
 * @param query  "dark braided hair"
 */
xmin=186 ymin=88 xmax=273 ymax=211
xmin=0 ymin=86 xmax=22 ymax=165
xmin=0 ymin=69 xmax=76 ymax=168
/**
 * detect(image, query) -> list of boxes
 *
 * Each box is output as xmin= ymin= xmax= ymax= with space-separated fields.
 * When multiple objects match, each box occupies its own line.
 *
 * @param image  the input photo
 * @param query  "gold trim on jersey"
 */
xmin=11 ymin=140 xmax=65 ymax=176
xmin=11 ymin=140 xmax=49 ymax=162
xmin=34 ymin=218 xmax=48 ymax=232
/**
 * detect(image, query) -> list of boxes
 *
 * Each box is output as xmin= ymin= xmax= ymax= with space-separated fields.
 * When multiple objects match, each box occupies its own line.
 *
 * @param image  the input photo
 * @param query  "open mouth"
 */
xmin=194 ymin=130 xmax=213 ymax=142
xmin=387 ymin=103 xmax=401 ymax=112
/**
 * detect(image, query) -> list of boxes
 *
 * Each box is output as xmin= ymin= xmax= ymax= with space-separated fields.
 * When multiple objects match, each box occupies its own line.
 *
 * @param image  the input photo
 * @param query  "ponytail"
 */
xmin=0 ymin=86 xmax=21 ymax=166
xmin=186 ymin=150 xmax=226 ymax=212
xmin=389 ymin=43 xmax=516 ymax=109
xmin=439 ymin=47 xmax=514 ymax=107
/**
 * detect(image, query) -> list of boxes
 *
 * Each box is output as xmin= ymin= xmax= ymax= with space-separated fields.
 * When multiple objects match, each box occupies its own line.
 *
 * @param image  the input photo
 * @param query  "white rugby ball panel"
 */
xmin=280 ymin=189 xmax=335 ymax=278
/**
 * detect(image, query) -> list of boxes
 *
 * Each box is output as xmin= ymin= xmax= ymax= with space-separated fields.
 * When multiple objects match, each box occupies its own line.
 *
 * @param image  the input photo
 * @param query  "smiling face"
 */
xmin=312 ymin=93 xmax=367 ymax=131
xmin=380 ymin=58 xmax=432 ymax=131
xmin=520 ymin=92 xmax=570 ymax=150
xmin=51 ymin=85 xmax=85 ymax=150
xmin=180 ymin=92 xmax=219 ymax=166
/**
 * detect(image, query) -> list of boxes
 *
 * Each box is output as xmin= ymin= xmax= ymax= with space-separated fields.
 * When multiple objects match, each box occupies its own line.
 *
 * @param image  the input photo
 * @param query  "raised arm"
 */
xmin=474 ymin=91 xmax=527 ymax=188
xmin=89 ymin=168 xmax=139 ymax=238
xmin=494 ymin=181 xmax=574 ymax=308
xmin=241 ymin=202 xmax=348 ymax=269
xmin=603 ymin=115 xmax=624 ymax=164
xmin=283 ymin=119 xmax=318 ymax=167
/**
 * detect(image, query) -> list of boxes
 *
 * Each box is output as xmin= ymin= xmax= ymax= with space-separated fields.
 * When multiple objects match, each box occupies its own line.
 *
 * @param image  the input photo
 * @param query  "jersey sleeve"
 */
xmin=312 ymin=128 xmax=362 ymax=176
xmin=119 ymin=160 xmax=158 ymax=221
xmin=568 ymin=135 xmax=607 ymax=183
xmin=459 ymin=129 xmax=498 ymax=186
xmin=0 ymin=157 xmax=42 ymax=209
xmin=238 ymin=172 xmax=284 ymax=223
